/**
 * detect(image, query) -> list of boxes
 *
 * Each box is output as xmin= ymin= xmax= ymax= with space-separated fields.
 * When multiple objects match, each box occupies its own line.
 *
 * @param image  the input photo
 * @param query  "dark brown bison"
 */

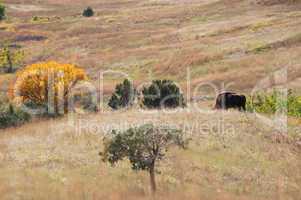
xmin=214 ymin=92 xmax=246 ymax=111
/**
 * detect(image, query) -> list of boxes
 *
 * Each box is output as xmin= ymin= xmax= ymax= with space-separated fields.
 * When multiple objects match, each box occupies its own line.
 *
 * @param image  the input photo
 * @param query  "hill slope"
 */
xmin=0 ymin=0 xmax=300 ymax=95
xmin=0 ymin=1 xmax=301 ymax=199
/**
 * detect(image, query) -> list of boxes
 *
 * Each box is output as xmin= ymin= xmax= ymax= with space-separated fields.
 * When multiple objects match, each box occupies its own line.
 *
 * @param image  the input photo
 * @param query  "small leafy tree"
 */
xmin=108 ymin=79 xmax=135 ymax=110
xmin=0 ymin=3 xmax=5 ymax=21
xmin=82 ymin=7 xmax=94 ymax=17
xmin=0 ymin=44 xmax=24 ymax=73
xmin=100 ymin=124 xmax=188 ymax=193
xmin=142 ymin=80 xmax=185 ymax=109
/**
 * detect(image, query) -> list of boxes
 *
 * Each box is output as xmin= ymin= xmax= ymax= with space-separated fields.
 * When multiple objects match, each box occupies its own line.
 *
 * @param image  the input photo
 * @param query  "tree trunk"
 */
xmin=7 ymin=50 xmax=13 ymax=73
xmin=149 ymin=164 xmax=156 ymax=194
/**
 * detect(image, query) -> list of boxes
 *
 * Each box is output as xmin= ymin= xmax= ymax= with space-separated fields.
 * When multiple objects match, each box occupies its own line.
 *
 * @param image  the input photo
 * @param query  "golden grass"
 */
xmin=0 ymin=109 xmax=300 ymax=200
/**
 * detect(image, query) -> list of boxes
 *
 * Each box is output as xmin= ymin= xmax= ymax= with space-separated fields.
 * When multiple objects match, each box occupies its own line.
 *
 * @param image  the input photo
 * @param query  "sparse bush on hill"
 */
xmin=246 ymin=90 xmax=301 ymax=117
xmin=32 ymin=16 xmax=48 ymax=23
xmin=287 ymin=92 xmax=301 ymax=117
xmin=0 ymin=103 xmax=31 ymax=129
xmin=12 ymin=61 xmax=88 ymax=116
xmin=142 ymin=80 xmax=185 ymax=109
xmin=0 ymin=44 xmax=24 ymax=73
xmin=32 ymin=16 xmax=39 ymax=22
xmin=72 ymin=91 xmax=99 ymax=113
xmin=108 ymin=79 xmax=136 ymax=110
xmin=100 ymin=124 xmax=188 ymax=193
xmin=82 ymin=7 xmax=94 ymax=17
xmin=0 ymin=3 xmax=5 ymax=21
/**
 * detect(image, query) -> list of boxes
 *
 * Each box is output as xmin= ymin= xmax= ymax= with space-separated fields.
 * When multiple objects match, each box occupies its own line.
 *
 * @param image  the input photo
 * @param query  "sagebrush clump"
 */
xmin=12 ymin=61 xmax=88 ymax=115
xmin=108 ymin=79 xmax=135 ymax=110
xmin=0 ymin=103 xmax=31 ymax=129
xmin=142 ymin=80 xmax=185 ymax=109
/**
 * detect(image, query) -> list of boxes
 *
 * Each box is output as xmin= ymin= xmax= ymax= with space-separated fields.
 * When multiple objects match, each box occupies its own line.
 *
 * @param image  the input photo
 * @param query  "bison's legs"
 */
xmin=239 ymin=104 xmax=246 ymax=112
xmin=240 ymin=102 xmax=246 ymax=111
xmin=214 ymin=103 xmax=220 ymax=109
xmin=241 ymin=96 xmax=246 ymax=111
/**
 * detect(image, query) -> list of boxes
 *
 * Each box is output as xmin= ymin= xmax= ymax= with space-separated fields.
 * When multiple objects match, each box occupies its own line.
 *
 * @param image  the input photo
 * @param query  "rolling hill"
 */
xmin=0 ymin=0 xmax=300 ymax=199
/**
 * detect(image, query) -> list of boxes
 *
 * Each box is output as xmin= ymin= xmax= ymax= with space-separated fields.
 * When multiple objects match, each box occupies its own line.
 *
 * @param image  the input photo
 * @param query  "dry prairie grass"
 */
xmin=0 ymin=109 xmax=300 ymax=200
xmin=0 ymin=0 xmax=301 ymax=199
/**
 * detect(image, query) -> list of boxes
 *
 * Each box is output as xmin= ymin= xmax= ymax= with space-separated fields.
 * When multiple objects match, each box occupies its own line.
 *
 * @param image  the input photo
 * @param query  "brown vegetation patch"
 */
xmin=14 ymin=34 xmax=47 ymax=42
xmin=254 ymin=0 xmax=300 ymax=6
xmin=247 ymin=33 xmax=301 ymax=54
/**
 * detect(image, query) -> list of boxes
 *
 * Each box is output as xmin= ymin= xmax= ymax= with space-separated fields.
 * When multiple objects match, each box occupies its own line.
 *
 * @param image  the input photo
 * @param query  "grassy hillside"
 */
xmin=0 ymin=0 xmax=300 ymax=199
xmin=0 ymin=0 xmax=301 ymax=94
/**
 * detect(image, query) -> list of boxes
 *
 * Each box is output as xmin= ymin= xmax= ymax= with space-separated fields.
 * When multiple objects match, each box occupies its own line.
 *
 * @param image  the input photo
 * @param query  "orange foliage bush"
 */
xmin=13 ymin=61 xmax=88 ymax=114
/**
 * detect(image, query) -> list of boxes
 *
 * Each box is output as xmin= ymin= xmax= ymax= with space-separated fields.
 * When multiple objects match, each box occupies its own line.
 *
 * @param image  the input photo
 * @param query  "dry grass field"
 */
xmin=0 ymin=0 xmax=301 ymax=199
xmin=0 ymin=110 xmax=300 ymax=200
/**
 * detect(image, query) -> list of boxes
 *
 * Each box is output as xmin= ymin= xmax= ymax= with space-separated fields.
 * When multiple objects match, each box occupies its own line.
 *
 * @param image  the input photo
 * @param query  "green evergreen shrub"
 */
xmin=82 ymin=7 xmax=94 ymax=17
xmin=142 ymin=80 xmax=185 ymax=109
xmin=108 ymin=79 xmax=136 ymax=110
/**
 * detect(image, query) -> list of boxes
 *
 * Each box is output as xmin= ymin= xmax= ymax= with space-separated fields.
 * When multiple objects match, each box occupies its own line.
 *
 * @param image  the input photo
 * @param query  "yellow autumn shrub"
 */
xmin=13 ymin=61 xmax=88 ymax=114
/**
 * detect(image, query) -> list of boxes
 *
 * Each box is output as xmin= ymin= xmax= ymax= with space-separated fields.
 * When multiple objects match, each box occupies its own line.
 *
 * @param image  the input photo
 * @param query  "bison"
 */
xmin=214 ymin=92 xmax=246 ymax=111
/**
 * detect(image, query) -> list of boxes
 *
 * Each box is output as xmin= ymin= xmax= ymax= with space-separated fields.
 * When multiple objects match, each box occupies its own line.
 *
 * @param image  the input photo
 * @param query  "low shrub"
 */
xmin=32 ymin=16 xmax=39 ymax=22
xmin=246 ymin=90 xmax=301 ymax=117
xmin=82 ymin=7 xmax=94 ymax=17
xmin=0 ymin=4 xmax=5 ymax=21
xmin=0 ymin=44 xmax=24 ymax=73
xmin=142 ymin=80 xmax=185 ymax=109
xmin=0 ymin=103 xmax=31 ymax=129
xmin=287 ymin=91 xmax=301 ymax=117
xmin=31 ymin=16 xmax=50 ymax=23
xmin=108 ymin=79 xmax=135 ymax=110
xmin=72 ymin=91 xmax=99 ymax=113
